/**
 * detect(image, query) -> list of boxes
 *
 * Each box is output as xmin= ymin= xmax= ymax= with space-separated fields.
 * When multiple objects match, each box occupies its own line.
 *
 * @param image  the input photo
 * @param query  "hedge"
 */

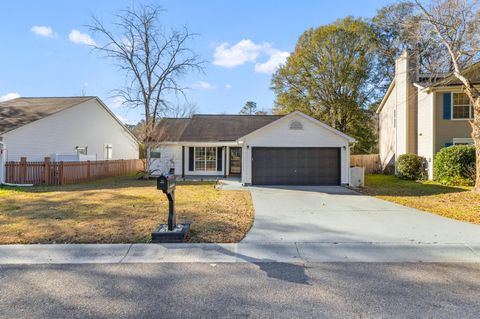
xmin=433 ymin=145 xmax=476 ymax=186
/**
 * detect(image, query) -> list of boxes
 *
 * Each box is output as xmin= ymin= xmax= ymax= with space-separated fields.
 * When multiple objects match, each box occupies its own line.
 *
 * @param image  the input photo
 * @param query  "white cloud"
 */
xmin=109 ymin=96 xmax=126 ymax=109
xmin=254 ymin=50 xmax=290 ymax=74
xmin=115 ymin=114 xmax=136 ymax=125
xmin=192 ymin=81 xmax=216 ymax=90
xmin=213 ymin=39 xmax=265 ymax=68
xmin=68 ymin=29 xmax=96 ymax=46
xmin=0 ymin=92 xmax=20 ymax=102
xmin=213 ymin=39 xmax=289 ymax=73
xmin=225 ymin=84 xmax=232 ymax=90
xmin=31 ymin=25 xmax=57 ymax=38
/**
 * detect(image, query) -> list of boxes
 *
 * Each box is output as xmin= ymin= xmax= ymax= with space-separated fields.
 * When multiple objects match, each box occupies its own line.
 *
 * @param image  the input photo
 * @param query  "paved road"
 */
xmin=1 ymin=262 xmax=479 ymax=319
xmin=241 ymin=185 xmax=480 ymax=244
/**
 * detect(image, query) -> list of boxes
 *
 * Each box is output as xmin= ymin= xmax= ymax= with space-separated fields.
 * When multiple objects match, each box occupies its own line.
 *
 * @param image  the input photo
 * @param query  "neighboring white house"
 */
xmin=0 ymin=96 xmax=139 ymax=169
xmin=377 ymin=50 xmax=477 ymax=179
xmin=149 ymin=111 xmax=355 ymax=186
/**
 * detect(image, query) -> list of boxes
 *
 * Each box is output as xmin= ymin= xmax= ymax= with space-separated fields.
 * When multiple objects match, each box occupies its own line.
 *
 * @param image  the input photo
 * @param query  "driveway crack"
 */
xmin=464 ymin=243 xmax=480 ymax=258
xmin=294 ymin=242 xmax=306 ymax=263
xmin=119 ymin=244 xmax=133 ymax=263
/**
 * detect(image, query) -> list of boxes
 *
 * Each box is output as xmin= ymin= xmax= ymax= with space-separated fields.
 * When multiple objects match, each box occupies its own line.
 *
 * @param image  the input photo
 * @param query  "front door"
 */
xmin=229 ymin=147 xmax=242 ymax=175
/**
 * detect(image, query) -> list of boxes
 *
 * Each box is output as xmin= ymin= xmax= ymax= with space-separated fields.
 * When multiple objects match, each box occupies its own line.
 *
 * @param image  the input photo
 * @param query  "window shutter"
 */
xmin=445 ymin=142 xmax=453 ymax=147
xmin=443 ymin=93 xmax=451 ymax=120
xmin=189 ymin=147 xmax=194 ymax=171
xmin=217 ymin=147 xmax=222 ymax=171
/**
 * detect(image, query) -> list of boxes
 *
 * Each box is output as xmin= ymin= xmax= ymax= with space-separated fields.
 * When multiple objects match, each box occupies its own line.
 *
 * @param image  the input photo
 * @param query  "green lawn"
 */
xmin=0 ymin=175 xmax=254 ymax=244
xmin=360 ymin=174 xmax=480 ymax=224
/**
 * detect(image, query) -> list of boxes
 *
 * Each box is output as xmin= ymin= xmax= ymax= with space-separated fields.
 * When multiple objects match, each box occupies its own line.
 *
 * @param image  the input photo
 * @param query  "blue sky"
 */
xmin=0 ymin=0 xmax=392 ymax=124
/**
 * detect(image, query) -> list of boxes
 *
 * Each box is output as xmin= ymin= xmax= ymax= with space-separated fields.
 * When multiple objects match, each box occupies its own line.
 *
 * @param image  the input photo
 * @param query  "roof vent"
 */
xmin=289 ymin=120 xmax=303 ymax=130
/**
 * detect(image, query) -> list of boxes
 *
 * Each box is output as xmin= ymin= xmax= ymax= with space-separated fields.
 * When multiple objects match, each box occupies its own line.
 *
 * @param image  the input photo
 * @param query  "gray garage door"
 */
xmin=252 ymin=147 xmax=341 ymax=185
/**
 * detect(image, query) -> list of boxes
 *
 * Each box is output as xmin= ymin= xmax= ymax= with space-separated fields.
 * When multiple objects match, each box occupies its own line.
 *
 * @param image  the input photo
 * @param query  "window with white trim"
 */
xmin=452 ymin=93 xmax=473 ymax=119
xmin=150 ymin=148 xmax=161 ymax=159
xmin=453 ymin=138 xmax=474 ymax=145
xmin=194 ymin=147 xmax=217 ymax=171
xmin=75 ymin=146 xmax=88 ymax=155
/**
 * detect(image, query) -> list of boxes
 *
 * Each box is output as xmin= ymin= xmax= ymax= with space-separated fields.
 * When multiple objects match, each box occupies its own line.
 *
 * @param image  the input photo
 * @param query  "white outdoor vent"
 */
xmin=289 ymin=120 xmax=303 ymax=130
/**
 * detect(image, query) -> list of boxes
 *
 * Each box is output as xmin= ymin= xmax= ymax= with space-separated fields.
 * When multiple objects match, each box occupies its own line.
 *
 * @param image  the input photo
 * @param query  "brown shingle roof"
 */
xmin=0 ymin=97 xmax=95 ymax=135
xmin=429 ymin=61 xmax=480 ymax=87
xmin=155 ymin=114 xmax=284 ymax=142
xmin=152 ymin=118 xmax=190 ymax=142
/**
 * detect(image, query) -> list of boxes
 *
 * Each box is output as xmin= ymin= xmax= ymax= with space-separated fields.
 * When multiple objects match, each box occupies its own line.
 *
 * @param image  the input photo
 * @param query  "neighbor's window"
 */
xmin=150 ymin=148 xmax=161 ymax=159
xmin=194 ymin=147 xmax=217 ymax=171
xmin=452 ymin=93 xmax=473 ymax=119
xmin=453 ymin=138 xmax=474 ymax=145
xmin=76 ymin=146 xmax=88 ymax=155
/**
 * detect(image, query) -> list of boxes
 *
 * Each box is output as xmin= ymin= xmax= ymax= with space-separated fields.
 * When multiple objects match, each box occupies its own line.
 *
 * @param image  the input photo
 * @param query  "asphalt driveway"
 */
xmin=241 ymin=186 xmax=480 ymax=244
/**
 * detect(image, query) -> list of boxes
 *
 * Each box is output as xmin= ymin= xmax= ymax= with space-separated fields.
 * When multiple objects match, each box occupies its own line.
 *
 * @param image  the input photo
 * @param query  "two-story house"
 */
xmin=377 ymin=50 xmax=477 ymax=179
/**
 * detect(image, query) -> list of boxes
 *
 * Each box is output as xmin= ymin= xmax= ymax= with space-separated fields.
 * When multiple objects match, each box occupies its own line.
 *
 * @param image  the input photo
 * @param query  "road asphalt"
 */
xmin=1 ymin=262 xmax=479 ymax=319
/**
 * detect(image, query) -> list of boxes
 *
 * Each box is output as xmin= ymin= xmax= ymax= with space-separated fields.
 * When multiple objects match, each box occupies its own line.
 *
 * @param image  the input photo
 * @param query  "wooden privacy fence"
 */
xmin=350 ymin=154 xmax=381 ymax=174
xmin=5 ymin=157 xmax=143 ymax=185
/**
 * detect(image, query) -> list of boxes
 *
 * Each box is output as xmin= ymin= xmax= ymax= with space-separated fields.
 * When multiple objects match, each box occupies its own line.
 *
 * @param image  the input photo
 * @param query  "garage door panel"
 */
xmin=252 ymin=147 xmax=340 ymax=185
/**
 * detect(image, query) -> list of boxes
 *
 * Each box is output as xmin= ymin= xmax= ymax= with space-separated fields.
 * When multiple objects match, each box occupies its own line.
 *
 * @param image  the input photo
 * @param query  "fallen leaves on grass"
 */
xmin=0 ymin=176 xmax=253 ymax=244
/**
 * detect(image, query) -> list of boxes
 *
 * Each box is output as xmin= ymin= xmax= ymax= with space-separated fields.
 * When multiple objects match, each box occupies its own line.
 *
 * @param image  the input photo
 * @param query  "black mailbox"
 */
xmin=157 ymin=174 xmax=176 ymax=194
xmin=152 ymin=171 xmax=190 ymax=242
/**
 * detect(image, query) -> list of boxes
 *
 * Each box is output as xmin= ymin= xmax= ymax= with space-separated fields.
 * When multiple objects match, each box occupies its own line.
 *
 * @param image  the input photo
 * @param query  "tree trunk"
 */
xmin=472 ymin=98 xmax=480 ymax=194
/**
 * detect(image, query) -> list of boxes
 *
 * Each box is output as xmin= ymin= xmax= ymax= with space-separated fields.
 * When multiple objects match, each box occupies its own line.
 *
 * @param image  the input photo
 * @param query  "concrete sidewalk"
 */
xmin=1 ymin=242 xmax=480 ymax=264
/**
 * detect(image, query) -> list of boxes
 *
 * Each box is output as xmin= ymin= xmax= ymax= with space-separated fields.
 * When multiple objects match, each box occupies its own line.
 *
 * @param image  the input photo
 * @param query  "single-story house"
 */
xmin=0 ymin=96 xmax=139 ymax=165
xmin=377 ymin=50 xmax=478 ymax=179
xmin=150 ymin=111 xmax=355 ymax=186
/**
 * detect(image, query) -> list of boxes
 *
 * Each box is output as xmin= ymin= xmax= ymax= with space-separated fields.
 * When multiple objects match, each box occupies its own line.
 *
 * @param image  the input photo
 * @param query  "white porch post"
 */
xmin=0 ymin=141 xmax=5 ymax=184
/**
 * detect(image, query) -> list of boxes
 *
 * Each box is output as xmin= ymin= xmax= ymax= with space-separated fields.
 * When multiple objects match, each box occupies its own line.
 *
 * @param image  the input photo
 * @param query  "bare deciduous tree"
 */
xmin=414 ymin=0 xmax=480 ymax=192
xmin=88 ymin=4 xmax=203 ymax=177
xmin=165 ymin=102 xmax=198 ymax=118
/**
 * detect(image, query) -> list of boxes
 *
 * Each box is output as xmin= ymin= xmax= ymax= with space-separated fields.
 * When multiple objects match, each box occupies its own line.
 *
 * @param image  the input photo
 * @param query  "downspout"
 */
xmin=395 ymin=82 xmax=398 ymax=175
xmin=0 ymin=142 xmax=33 ymax=187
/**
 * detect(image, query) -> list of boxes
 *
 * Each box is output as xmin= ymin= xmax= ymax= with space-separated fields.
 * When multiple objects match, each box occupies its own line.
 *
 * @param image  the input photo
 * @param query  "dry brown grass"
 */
xmin=0 ymin=175 xmax=254 ymax=244
xmin=361 ymin=174 xmax=480 ymax=224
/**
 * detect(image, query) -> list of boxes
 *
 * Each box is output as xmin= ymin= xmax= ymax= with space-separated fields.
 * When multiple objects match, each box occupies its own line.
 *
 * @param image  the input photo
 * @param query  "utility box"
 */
xmin=350 ymin=166 xmax=365 ymax=188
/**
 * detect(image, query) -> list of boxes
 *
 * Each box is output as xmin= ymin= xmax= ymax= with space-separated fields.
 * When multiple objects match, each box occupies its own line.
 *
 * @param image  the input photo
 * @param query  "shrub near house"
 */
xmin=434 ymin=145 xmax=476 ymax=186
xmin=396 ymin=154 xmax=426 ymax=180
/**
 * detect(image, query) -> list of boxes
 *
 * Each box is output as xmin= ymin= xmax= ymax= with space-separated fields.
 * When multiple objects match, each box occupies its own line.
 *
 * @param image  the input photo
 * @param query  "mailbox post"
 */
xmin=156 ymin=173 xmax=176 ymax=230
xmin=152 ymin=173 xmax=190 ymax=242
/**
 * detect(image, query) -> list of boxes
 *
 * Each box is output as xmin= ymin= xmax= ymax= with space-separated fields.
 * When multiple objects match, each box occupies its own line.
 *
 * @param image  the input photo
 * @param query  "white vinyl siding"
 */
xmin=378 ymin=85 xmax=397 ymax=170
xmin=2 ymin=99 xmax=138 ymax=162
xmin=240 ymin=113 xmax=351 ymax=185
